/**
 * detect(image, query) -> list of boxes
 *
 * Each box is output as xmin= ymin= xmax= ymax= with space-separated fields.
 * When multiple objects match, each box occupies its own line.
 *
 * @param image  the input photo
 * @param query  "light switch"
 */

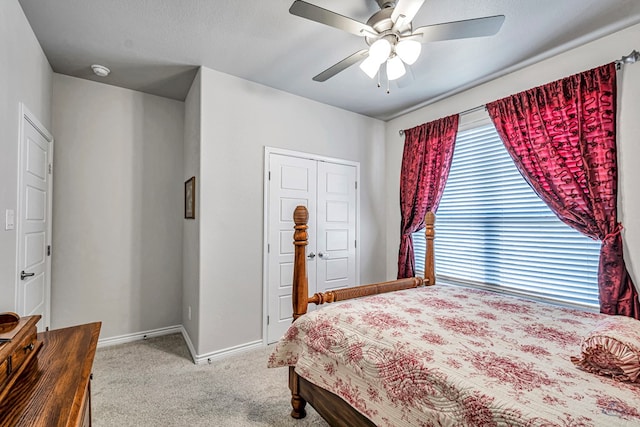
xmin=5 ymin=209 xmax=15 ymax=230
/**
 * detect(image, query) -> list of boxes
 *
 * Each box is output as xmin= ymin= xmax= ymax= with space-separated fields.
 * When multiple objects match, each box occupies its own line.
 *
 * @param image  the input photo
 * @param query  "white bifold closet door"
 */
xmin=266 ymin=152 xmax=357 ymax=343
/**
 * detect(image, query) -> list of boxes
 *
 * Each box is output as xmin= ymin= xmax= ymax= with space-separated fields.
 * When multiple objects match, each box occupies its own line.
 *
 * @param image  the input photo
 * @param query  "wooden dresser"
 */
xmin=0 ymin=315 xmax=42 ymax=403
xmin=0 ymin=321 xmax=101 ymax=427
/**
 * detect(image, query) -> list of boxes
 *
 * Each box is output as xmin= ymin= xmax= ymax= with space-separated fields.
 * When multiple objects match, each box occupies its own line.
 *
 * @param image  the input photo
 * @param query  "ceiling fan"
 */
xmin=289 ymin=0 xmax=505 ymax=84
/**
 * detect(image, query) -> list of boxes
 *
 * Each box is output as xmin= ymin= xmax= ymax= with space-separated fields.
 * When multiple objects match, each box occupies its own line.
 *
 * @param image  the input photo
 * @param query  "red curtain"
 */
xmin=487 ymin=63 xmax=640 ymax=318
xmin=398 ymin=115 xmax=459 ymax=279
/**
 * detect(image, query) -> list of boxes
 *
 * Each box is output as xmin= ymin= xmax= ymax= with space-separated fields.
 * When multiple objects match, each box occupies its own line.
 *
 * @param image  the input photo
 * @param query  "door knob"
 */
xmin=307 ymin=252 xmax=316 ymax=259
xmin=318 ymin=252 xmax=329 ymax=259
xmin=20 ymin=270 xmax=35 ymax=280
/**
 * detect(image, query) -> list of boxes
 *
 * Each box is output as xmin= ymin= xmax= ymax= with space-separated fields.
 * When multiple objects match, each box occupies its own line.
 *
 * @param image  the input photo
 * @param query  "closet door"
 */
xmin=267 ymin=154 xmax=317 ymax=343
xmin=265 ymin=151 xmax=358 ymax=344
xmin=316 ymin=162 xmax=357 ymax=293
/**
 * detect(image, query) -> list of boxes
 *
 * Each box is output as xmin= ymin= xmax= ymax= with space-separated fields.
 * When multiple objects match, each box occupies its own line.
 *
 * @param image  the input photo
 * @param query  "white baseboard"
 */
xmin=97 ymin=325 xmax=264 ymax=365
xmin=97 ymin=325 xmax=182 ymax=348
xmin=183 ymin=332 xmax=263 ymax=365
xmin=180 ymin=326 xmax=198 ymax=363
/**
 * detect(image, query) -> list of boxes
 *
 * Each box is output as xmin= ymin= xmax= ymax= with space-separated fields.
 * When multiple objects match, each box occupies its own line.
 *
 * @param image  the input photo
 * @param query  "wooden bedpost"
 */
xmin=291 ymin=206 xmax=309 ymax=419
xmin=424 ymin=211 xmax=436 ymax=286
xmin=292 ymin=206 xmax=309 ymax=321
xmin=289 ymin=367 xmax=307 ymax=419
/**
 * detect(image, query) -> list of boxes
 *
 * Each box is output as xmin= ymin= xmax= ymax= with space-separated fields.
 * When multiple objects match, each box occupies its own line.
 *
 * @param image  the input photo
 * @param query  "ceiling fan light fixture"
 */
xmin=289 ymin=0 xmax=505 ymax=84
xmin=396 ymin=39 xmax=421 ymax=65
xmin=368 ymin=38 xmax=391 ymax=64
xmin=386 ymin=55 xmax=406 ymax=80
xmin=359 ymin=56 xmax=380 ymax=79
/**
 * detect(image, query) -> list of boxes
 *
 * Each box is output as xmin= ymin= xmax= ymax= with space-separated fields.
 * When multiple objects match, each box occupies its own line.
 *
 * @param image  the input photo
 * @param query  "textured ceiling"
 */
xmin=18 ymin=0 xmax=640 ymax=121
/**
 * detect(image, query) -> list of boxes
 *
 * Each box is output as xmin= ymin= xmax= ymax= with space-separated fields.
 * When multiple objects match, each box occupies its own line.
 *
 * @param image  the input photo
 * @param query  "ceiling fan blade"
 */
xmin=312 ymin=49 xmax=369 ymax=82
xmin=290 ymin=1 xmax=375 ymax=37
xmin=391 ymin=0 xmax=426 ymax=25
xmin=395 ymin=64 xmax=415 ymax=88
xmin=414 ymin=15 xmax=505 ymax=42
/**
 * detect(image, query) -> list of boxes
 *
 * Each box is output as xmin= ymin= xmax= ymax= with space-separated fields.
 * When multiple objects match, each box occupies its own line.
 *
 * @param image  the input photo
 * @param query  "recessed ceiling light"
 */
xmin=91 ymin=64 xmax=110 ymax=77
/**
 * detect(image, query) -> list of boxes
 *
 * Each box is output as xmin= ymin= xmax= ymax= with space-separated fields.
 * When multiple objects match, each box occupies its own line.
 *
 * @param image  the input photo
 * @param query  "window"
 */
xmin=413 ymin=122 xmax=601 ymax=309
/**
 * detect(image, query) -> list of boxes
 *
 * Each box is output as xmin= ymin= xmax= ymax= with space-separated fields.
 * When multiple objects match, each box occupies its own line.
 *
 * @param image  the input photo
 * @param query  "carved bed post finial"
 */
xmin=424 ymin=211 xmax=436 ymax=286
xmin=292 ymin=206 xmax=310 ymax=321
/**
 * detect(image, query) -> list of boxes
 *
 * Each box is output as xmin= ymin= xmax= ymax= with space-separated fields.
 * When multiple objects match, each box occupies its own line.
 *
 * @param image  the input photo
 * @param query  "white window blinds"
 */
xmin=413 ymin=123 xmax=601 ymax=309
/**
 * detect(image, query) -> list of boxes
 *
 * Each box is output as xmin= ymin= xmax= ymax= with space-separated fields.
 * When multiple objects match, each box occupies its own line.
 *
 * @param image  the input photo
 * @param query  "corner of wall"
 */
xmin=182 ymin=68 xmax=202 ymax=353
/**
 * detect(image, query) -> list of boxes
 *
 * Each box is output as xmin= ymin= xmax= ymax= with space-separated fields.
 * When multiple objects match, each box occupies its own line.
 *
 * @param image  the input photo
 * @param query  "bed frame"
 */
xmin=287 ymin=205 xmax=436 ymax=426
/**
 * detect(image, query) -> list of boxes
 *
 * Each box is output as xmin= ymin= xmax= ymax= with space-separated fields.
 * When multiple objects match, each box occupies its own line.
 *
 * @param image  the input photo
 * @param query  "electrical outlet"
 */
xmin=5 ymin=209 xmax=15 ymax=230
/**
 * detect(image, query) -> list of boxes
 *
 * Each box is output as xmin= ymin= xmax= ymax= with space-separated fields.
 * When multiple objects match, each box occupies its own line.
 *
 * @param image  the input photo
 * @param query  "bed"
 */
xmin=268 ymin=206 xmax=640 ymax=426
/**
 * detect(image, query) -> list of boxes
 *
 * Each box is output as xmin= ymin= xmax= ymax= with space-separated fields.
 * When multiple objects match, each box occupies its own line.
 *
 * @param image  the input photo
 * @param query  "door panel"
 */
xmin=326 ymin=201 xmax=349 ymax=222
xmin=326 ymin=229 xmax=349 ymax=250
xmin=25 ymin=232 xmax=46 ymax=269
xmin=24 ymin=273 xmax=45 ymax=314
xmin=26 ymin=187 xmax=46 ymax=219
xmin=18 ymin=115 xmax=52 ymax=328
xmin=316 ymin=162 xmax=356 ymax=293
xmin=26 ymin=139 xmax=47 ymax=179
xmin=326 ymin=258 xmax=349 ymax=281
xmin=267 ymin=154 xmax=317 ymax=343
xmin=281 ymin=166 xmax=311 ymax=190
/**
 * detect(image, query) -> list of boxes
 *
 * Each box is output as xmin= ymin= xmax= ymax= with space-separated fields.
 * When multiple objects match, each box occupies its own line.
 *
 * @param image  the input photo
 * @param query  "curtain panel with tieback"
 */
xmin=486 ymin=62 xmax=640 ymax=318
xmin=398 ymin=114 xmax=459 ymax=279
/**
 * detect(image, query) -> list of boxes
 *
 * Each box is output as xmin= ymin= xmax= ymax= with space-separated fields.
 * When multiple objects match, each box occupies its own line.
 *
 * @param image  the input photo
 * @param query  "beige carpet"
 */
xmin=92 ymin=333 xmax=328 ymax=426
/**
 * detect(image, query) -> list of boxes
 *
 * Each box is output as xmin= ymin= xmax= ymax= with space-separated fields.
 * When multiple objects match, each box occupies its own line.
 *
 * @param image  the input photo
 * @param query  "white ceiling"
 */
xmin=17 ymin=0 xmax=640 ymax=121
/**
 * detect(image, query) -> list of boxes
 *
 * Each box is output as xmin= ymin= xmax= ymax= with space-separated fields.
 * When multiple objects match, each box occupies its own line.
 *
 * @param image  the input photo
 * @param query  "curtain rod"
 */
xmin=616 ymin=49 xmax=640 ymax=69
xmin=399 ymin=49 xmax=640 ymax=137
xmin=398 ymin=105 xmax=485 ymax=136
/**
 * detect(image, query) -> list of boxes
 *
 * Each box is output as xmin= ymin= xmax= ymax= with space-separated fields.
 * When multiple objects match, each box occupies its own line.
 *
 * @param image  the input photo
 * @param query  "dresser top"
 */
xmin=0 ymin=322 xmax=101 ymax=427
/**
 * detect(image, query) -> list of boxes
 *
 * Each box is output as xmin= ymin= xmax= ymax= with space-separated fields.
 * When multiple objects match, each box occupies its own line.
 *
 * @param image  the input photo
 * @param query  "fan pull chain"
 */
xmin=374 ymin=69 xmax=391 ymax=94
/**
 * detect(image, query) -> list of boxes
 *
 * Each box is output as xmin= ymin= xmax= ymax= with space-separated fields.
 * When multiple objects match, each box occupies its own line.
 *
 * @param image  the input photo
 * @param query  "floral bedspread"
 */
xmin=268 ymin=285 xmax=640 ymax=426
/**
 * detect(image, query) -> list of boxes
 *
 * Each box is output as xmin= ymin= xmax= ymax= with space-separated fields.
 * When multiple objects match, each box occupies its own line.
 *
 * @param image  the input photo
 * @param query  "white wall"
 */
xmin=183 ymin=70 xmax=201 ymax=350
xmin=385 ymin=23 xmax=640 ymax=285
xmin=51 ymin=74 xmax=185 ymax=339
xmin=0 ymin=0 xmax=53 ymax=313
xmin=618 ymin=44 xmax=640 ymax=284
xmin=197 ymin=67 xmax=386 ymax=356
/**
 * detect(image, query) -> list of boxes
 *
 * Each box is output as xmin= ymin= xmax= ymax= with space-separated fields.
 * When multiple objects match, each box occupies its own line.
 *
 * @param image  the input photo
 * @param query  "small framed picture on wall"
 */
xmin=185 ymin=176 xmax=196 ymax=219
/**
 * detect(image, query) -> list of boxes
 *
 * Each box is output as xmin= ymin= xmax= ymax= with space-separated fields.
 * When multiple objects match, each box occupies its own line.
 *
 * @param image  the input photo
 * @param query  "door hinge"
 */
xmin=355 ymin=181 xmax=357 ymax=190
xmin=48 ymin=163 xmax=52 ymax=174
xmin=267 ymin=316 xmax=270 ymax=325
xmin=47 ymin=245 xmax=51 ymax=256
xmin=267 ymin=243 xmax=270 ymax=253
xmin=268 ymin=171 xmax=271 ymax=180
xmin=354 ymin=240 xmax=357 ymax=249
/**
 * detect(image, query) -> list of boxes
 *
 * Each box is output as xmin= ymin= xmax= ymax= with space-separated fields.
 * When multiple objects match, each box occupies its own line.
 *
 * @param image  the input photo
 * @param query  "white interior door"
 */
xmin=265 ymin=150 xmax=358 ymax=344
xmin=316 ymin=162 xmax=357 ymax=293
xmin=17 ymin=106 xmax=53 ymax=329
xmin=267 ymin=154 xmax=317 ymax=343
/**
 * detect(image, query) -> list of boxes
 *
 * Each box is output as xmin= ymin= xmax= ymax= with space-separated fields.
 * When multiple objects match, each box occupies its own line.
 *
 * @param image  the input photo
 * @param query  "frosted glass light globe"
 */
xmin=359 ymin=56 xmax=380 ymax=79
xmin=368 ymin=38 xmax=391 ymax=64
xmin=386 ymin=56 xmax=406 ymax=80
xmin=396 ymin=39 xmax=421 ymax=65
